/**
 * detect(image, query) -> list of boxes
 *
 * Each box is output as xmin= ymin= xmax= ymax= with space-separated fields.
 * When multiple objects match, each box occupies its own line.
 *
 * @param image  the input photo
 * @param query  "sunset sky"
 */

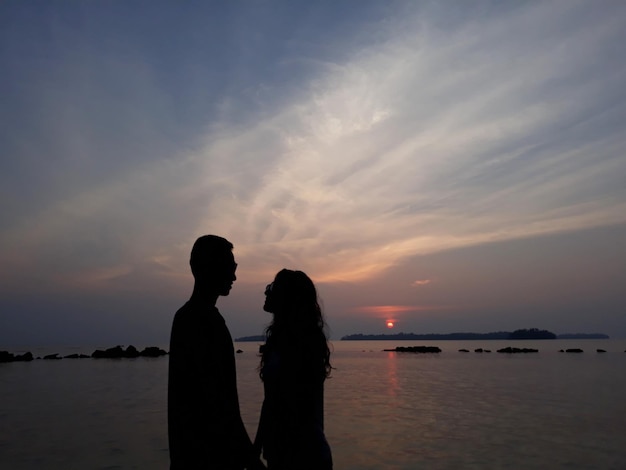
xmin=1 ymin=1 xmax=625 ymax=346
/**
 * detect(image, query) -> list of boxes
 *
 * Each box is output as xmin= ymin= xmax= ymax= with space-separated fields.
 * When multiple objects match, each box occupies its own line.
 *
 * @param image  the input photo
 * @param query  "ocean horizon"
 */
xmin=1 ymin=333 xmax=620 ymax=358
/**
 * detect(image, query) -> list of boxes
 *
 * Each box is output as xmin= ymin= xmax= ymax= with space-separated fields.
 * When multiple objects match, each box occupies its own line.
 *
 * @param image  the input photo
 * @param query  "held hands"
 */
xmin=246 ymin=457 xmax=267 ymax=470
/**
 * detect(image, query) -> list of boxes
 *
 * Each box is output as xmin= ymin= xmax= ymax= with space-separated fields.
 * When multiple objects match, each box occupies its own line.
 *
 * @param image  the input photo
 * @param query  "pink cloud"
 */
xmin=352 ymin=305 xmax=432 ymax=315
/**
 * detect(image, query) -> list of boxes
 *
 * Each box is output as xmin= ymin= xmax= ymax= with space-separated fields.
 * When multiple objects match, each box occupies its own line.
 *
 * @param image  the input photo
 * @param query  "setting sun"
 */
xmin=386 ymin=321 xmax=395 ymax=329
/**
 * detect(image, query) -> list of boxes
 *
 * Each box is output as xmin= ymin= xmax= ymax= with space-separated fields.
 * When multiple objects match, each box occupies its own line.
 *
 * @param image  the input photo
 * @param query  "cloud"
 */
xmin=1 ymin=0 xmax=625 ymax=294
xmin=351 ymin=305 xmax=440 ymax=317
xmin=191 ymin=1 xmax=626 ymax=282
xmin=412 ymin=280 xmax=432 ymax=287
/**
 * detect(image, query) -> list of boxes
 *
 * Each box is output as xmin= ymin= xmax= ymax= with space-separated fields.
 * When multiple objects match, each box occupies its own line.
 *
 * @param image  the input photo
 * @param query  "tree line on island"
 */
xmin=385 ymin=345 xmax=611 ymax=354
xmin=235 ymin=329 xmax=609 ymax=342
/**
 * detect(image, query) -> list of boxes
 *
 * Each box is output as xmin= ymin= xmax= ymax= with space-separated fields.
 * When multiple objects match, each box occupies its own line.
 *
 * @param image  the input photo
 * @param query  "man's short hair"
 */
xmin=190 ymin=235 xmax=234 ymax=279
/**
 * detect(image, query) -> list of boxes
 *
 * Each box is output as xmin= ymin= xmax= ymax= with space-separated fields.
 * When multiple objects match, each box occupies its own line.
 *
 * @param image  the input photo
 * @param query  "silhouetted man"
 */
xmin=168 ymin=235 xmax=262 ymax=469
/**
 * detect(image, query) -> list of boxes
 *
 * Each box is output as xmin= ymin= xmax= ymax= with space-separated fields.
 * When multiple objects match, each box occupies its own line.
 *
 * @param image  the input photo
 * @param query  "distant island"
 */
xmin=235 ymin=335 xmax=266 ymax=342
xmin=509 ymin=328 xmax=556 ymax=339
xmin=341 ymin=329 xmax=609 ymax=340
xmin=555 ymin=333 xmax=610 ymax=339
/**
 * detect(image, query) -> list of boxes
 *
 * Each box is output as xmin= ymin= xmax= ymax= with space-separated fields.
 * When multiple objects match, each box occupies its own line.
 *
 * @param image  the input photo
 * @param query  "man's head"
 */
xmin=190 ymin=235 xmax=237 ymax=296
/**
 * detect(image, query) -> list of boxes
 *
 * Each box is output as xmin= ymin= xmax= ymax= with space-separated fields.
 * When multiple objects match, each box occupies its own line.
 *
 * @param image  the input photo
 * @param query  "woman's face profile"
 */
xmin=263 ymin=279 xmax=278 ymax=313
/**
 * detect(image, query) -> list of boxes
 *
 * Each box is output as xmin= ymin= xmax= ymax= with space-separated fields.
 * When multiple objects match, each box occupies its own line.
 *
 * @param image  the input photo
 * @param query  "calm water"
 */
xmin=1 ymin=340 xmax=625 ymax=469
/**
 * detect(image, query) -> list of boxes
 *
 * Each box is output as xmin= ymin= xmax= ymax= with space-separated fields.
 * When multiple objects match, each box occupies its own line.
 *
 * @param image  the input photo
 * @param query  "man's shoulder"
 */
xmin=172 ymin=301 xmax=192 ymax=323
xmin=174 ymin=300 xmax=195 ymax=316
xmin=172 ymin=302 xmax=223 ymax=329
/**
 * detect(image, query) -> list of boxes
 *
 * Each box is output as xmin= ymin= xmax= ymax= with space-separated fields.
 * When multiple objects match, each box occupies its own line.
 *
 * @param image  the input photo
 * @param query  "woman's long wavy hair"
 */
xmin=260 ymin=269 xmax=332 ymax=380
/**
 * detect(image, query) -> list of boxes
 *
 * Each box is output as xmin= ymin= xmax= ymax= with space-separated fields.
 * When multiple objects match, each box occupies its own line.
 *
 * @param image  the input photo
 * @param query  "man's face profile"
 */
xmin=216 ymin=252 xmax=237 ymax=296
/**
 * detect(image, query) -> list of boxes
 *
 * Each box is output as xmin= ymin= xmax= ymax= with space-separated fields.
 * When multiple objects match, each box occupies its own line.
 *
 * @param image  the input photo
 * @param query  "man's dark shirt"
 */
xmin=168 ymin=300 xmax=253 ymax=469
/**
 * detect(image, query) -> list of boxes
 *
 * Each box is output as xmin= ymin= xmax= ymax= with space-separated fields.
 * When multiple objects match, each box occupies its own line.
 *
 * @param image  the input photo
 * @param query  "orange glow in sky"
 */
xmin=355 ymin=305 xmax=424 ymax=315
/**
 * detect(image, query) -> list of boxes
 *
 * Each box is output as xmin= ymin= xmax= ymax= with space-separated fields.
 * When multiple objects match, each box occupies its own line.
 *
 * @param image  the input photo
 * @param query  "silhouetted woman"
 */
xmin=254 ymin=269 xmax=333 ymax=470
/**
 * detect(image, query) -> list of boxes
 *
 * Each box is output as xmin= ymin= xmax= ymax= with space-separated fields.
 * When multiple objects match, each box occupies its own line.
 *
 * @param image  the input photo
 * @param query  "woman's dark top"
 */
xmin=256 ymin=348 xmax=332 ymax=470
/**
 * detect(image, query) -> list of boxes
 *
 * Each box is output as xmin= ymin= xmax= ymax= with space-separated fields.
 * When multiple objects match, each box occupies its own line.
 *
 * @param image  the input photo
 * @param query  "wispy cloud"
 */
xmin=192 ymin=1 xmax=626 ymax=282
xmin=1 ymin=0 xmax=625 ymax=293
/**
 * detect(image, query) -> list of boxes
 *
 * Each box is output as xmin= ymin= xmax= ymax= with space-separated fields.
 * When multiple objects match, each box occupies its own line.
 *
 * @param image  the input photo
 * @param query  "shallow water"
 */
xmin=1 ymin=340 xmax=625 ymax=469
xmin=323 ymin=340 xmax=626 ymax=470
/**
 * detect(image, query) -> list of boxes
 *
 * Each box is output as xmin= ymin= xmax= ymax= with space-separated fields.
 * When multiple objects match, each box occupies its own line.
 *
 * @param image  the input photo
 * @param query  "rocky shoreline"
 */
xmin=0 ymin=345 xmax=168 ymax=363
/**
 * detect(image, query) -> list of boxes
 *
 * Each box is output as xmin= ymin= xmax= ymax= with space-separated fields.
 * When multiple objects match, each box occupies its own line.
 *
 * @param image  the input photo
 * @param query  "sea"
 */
xmin=1 ymin=339 xmax=625 ymax=470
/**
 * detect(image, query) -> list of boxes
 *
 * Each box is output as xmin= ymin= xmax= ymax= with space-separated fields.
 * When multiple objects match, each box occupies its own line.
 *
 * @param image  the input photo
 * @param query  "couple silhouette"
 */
xmin=168 ymin=235 xmax=333 ymax=470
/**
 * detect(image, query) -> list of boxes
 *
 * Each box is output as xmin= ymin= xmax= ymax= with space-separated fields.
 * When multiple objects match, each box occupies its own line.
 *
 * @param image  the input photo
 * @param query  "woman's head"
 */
xmin=263 ymin=269 xmax=319 ymax=319
xmin=261 ymin=269 xmax=332 ymax=378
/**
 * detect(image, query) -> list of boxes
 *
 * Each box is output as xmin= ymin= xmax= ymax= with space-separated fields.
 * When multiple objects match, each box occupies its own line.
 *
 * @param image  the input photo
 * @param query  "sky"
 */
xmin=1 ymin=0 xmax=625 ymax=346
